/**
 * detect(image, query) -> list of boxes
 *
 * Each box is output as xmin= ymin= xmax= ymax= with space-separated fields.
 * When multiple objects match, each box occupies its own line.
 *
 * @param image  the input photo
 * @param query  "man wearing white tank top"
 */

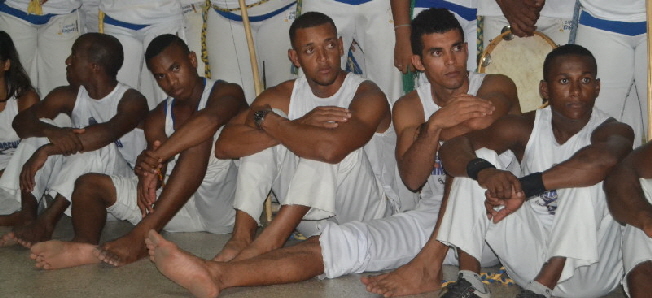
xmin=605 ymin=142 xmax=652 ymax=298
xmin=436 ymin=44 xmax=633 ymax=298
xmin=139 ymin=9 xmax=518 ymax=297
xmin=0 ymin=33 xmax=149 ymax=249
xmin=28 ymin=34 xmax=247 ymax=269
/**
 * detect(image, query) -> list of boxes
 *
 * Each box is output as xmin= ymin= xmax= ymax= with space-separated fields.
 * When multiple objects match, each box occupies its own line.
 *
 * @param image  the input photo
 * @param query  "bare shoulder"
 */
xmin=592 ymin=118 xmax=635 ymax=143
xmin=393 ymin=90 xmax=424 ymax=125
xmin=122 ymin=88 xmax=148 ymax=104
xmin=251 ymin=79 xmax=295 ymax=111
xmin=16 ymin=89 xmax=39 ymax=112
xmin=207 ymin=80 xmax=246 ymax=106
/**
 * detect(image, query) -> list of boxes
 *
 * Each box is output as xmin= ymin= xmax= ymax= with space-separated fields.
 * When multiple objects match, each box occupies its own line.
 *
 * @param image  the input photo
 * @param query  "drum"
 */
xmin=478 ymin=31 xmax=557 ymax=113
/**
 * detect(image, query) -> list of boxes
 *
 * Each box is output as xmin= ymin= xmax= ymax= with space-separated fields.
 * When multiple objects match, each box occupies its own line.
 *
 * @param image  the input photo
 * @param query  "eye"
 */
xmin=453 ymin=44 xmax=463 ymax=52
xmin=581 ymin=77 xmax=591 ymax=83
xmin=559 ymin=78 xmax=569 ymax=84
xmin=327 ymin=41 xmax=336 ymax=49
xmin=431 ymin=49 xmax=443 ymax=57
xmin=305 ymin=47 xmax=314 ymax=54
xmin=172 ymin=64 xmax=180 ymax=72
xmin=154 ymin=74 xmax=164 ymax=80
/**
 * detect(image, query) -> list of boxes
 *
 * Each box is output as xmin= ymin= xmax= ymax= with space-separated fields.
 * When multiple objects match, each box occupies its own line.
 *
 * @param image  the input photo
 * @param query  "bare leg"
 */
xmin=13 ymin=195 xmax=70 ymax=247
xmin=627 ymin=260 xmax=652 ymax=298
xmin=534 ymin=256 xmax=566 ymax=289
xmin=29 ymin=173 xmax=114 ymax=269
xmin=213 ymin=210 xmax=258 ymax=262
xmin=0 ymin=191 xmax=39 ymax=246
xmin=361 ymin=239 xmax=447 ymax=297
xmin=231 ymin=204 xmax=310 ymax=261
xmin=147 ymin=230 xmax=324 ymax=298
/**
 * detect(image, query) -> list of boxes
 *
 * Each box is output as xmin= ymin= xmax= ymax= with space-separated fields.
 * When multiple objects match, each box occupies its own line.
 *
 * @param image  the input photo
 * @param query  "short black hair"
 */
xmin=289 ymin=12 xmax=336 ymax=49
xmin=145 ymin=34 xmax=190 ymax=64
xmin=78 ymin=33 xmax=123 ymax=78
xmin=411 ymin=8 xmax=464 ymax=56
xmin=542 ymin=44 xmax=597 ymax=81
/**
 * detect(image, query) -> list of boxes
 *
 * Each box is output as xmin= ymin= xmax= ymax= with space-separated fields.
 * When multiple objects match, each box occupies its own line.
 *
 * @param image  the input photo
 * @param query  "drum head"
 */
xmin=479 ymin=31 xmax=557 ymax=113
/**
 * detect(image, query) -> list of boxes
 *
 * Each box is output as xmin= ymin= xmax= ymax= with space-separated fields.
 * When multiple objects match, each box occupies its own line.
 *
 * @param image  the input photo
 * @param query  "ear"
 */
xmin=594 ymin=78 xmax=600 ymax=97
xmin=337 ymin=36 xmax=344 ymax=57
xmin=412 ymin=55 xmax=425 ymax=72
xmin=189 ymin=51 xmax=198 ymax=69
xmin=288 ymin=48 xmax=300 ymax=68
xmin=3 ymin=60 xmax=9 ymax=71
xmin=539 ymin=80 xmax=548 ymax=101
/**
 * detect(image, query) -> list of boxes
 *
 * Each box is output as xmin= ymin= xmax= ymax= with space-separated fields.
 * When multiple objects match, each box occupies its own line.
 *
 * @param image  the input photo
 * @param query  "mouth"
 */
xmin=444 ymin=70 xmax=461 ymax=78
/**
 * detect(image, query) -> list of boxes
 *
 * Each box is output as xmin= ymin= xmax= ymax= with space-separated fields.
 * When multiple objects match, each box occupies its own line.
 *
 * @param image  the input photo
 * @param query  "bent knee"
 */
xmin=73 ymin=174 xmax=115 ymax=201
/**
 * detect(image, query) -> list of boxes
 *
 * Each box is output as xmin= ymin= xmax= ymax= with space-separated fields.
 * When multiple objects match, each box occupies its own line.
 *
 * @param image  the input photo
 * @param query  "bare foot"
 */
xmin=0 ymin=210 xmax=35 ymax=227
xmin=94 ymin=231 xmax=147 ymax=267
xmin=0 ymin=232 xmax=18 ymax=247
xmin=146 ymin=230 xmax=222 ymax=298
xmin=12 ymin=217 xmax=56 ymax=248
xmin=212 ymin=237 xmax=250 ymax=262
xmin=30 ymin=240 xmax=100 ymax=269
xmin=360 ymin=258 xmax=442 ymax=297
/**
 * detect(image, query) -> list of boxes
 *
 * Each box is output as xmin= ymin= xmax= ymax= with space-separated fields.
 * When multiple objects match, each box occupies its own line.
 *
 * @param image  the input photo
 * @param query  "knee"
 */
xmin=628 ymin=260 xmax=652 ymax=282
xmin=72 ymin=174 xmax=113 ymax=204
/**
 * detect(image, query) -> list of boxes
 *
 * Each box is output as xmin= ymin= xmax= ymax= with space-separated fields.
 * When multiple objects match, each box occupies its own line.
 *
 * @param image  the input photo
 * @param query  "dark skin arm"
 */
xmin=495 ymin=0 xmax=544 ymax=37
xmin=605 ymin=142 xmax=652 ymax=236
xmin=16 ymin=89 xmax=39 ymax=112
xmin=390 ymin=0 xmax=414 ymax=74
xmin=395 ymin=74 xmax=519 ymax=191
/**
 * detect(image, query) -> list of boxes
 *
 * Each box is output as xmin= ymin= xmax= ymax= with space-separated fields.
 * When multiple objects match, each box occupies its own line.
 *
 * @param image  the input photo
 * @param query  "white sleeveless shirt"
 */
xmin=0 ymin=96 xmax=20 ymax=169
xmin=417 ymin=72 xmax=486 ymax=203
xmin=72 ymin=83 xmax=145 ymax=167
xmin=522 ymin=106 xmax=610 ymax=225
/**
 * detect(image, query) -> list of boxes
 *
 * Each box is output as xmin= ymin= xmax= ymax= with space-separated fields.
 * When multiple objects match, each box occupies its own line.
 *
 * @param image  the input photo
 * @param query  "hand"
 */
xmin=136 ymin=174 xmax=159 ymax=217
xmin=44 ymin=127 xmax=85 ymax=156
xmin=245 ymin=104 xmax=273 ymax=129
xmin=496 ymin=0 xmax=542 ymax=37
xmin=485 ymin=186 xmax=525 ymax=223
xmin=296 ymin=106 xmax=351 ymax=128
xmin=134 ymin=140 xmax=163 ymax=178
xmin=429 ymin=94 xmax=495 ymax=130
xmin=476 ymin=168 xmax=523 ymax=201
xmin=19 ymin=146 xmax=50 ymax=192
xmin=394 ymin=29 xmax=414 ymax=74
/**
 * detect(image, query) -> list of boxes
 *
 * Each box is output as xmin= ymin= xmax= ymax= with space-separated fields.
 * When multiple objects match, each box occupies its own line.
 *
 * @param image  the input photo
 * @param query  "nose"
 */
xmin=65 ymin=56 xmax=71 ymax=65
xmin=569 ymin=80 xmax=580 ymax=97
xmin=316 ymin=48 xmax=326 ymax=63
xmin=445 ymin=51 xmax=456 ymax=66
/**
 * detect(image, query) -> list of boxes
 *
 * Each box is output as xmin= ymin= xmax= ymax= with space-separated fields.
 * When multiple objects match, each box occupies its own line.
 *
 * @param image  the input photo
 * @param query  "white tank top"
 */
xmin=101 ymin=0 xmax=183 ymax=24
xmin=417 ymin=72 xmax=485 ymax=203
xmin=579 ymin=0 xmax=645 ymax=22
xmin=0 ymin=96 xmax=20 ymax=169
xmin=478 ymin=0 xmax=574 ymax=19
xmin=72 ymin=83 xmax=144 ymax=167
xmin=522 ymin=106 xmax=610 ymax=224
xmin=4 ymin=0 xmax=81 ymax=14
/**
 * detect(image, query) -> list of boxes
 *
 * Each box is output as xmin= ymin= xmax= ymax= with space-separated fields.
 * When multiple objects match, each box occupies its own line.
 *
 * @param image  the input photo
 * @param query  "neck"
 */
xmin=308 ymin=70 xmax=347 ymax=98
xmin=429 ymin=75 xmax=469 ymax=107
xmin=177 ymin=76 xmax=205 ymax=108
xmin=84 ymin=77 xmax=118 ymax=100
xmin=550 ymin=111 xmax=591 ymax=144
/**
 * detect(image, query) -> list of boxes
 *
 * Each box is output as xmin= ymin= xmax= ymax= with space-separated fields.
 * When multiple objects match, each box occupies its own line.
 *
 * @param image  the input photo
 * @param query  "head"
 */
xmin=66 ymin=33 xmax=123 ymax=84
xmin=540 ymin=44 xmax=600 ymax=121
xmin=410 ymin=8 xmax=468 ymax=90
xmin=288 ymin=12 xmax=344 ymax=88
xmin=0 ymin=31 xmax=34 ymax=99
xmin=145 ymin=34 xmax=199 ymax=100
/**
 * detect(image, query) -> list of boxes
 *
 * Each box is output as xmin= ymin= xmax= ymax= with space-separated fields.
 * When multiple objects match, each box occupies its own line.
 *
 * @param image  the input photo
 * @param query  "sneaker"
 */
xmin=516 ymin=290 xmax=547 ymax=298
xmin=441 ymin=273 xmax=491 ymax=298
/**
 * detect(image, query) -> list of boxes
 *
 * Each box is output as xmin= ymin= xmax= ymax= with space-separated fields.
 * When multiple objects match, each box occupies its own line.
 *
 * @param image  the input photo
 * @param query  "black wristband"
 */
xmin=519 ymin=172 xmax=546 ymax=198
xmin=466 ymin=158 xmax=496 ymax=180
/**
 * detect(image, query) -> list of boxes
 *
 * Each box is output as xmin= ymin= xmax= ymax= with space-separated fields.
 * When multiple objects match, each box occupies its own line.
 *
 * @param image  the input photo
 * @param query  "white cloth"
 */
xmin=302 ymin=0 xmax=401 ymax=104
xmin=109 ymin=79 xmax=238 ymax=234
xmin=4 ymin=0 xmax=80 ymax=15
xmin=0 ymin=97 xmax=20 ymax=170
xmin=0 ymin=7 xmax=79 ymax=97
xmin=478 ymin=0 xmax=574 ymax=19
xmin=181 ymin=1 xmax=207 ymax=77
xmin=622 ymin=178 xmax=652 ymax=297
xmin=205 ymin=0 xmax=297 ymax=103
xmin=579 ymin=0 xmax=645 ymax=22
xmin=79 ymin=0 xmax=100 ymax=33
xmin=437 ymin=107 xmax=623 ymax=297
xmin=233 ymin=74 xmax=391 ymax=236
xmin=320 ymin=73 xmax=501 ymax=278
xmin=575 ymin=3 xmax=648 ymax=145
xmin=100 ymin=1 xmax=184 ymax=109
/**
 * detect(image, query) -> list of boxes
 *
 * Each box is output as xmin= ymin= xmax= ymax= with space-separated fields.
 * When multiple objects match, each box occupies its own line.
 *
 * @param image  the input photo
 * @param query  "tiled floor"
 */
xmin=0 ymin=217 xmax=627 ymax=298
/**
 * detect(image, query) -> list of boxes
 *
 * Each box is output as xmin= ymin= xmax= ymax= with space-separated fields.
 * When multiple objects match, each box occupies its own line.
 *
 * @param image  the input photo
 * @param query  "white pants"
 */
xmin=205 ymin=2 xmax=297 ymax=103
xmin=182 ymin=1 xmax=207 ymax=77
xmin=302 ymin=0 xmax=401 ymax=104
xmin=0 ymin=10 xmax=79 ymax=97
xmin=575 ymin=15 xmax=648 ymax=144
xmin=622 ymin=178 xmax=652 ymax=297
xmin=319 ymin=188 xmax=499 ymax=279
xmin=234 ymin=143 xmax=391 ymax=237
xmin=0 ymin=136 xmax=132 ymax=215
xmin=482 ymin=15 xmax=572 ymax=47
xmin=102 ymin=19 xmax=184 ymax=109
xmin=437 ymin=148 xmax=623 ymax=297
xmin=80 ymin=0 xmax=100 ymax=33
xmin=108 ymin=172 xmax=235 ymax=234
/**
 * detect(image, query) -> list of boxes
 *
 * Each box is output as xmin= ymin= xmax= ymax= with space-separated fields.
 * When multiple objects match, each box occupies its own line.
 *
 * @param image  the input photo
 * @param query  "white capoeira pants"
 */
xmin=0 ymin=10 xmax=79 ymax=97
xmin=575 ymin=12 xmax=648 ymax=145
xmin=302 ymin=0 xmax=401 ymax=103
xmin=80 ymin=0 xmax=100 ymax=33
xmin=622 ymin=178 xmax=652 ymax=297
xmin=0 ymin=135 xmax=132 ymax=216
xmin=102 ymin=19 xmax=184 ymax=109
xmin=205 ymin=2 xmax=297 ymax=103
xmin=181 ymin=1 xmax=207 ymax=77
xmin=437 ymin=148 xmax=623 ymax=297
xmin=234 ymin=142 xmax=392 ymax=238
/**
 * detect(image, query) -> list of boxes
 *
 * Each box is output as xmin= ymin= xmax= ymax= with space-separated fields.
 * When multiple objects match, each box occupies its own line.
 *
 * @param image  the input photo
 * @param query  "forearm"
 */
xmin=156 ymin=112 xmax=226 ymax=161
xmin=13 ymin=111 xmax=61 ymax=139
xmin=214 ymin=124 xmax=279 ymax=159
xmin=399 ymin=124 xmax=443 ymax=190
xmin=605 ymin=166 xmax=652 ymax=228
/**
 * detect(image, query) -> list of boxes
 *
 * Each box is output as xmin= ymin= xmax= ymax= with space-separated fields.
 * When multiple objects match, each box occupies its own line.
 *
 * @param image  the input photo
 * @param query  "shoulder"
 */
xmin=208 ymin=80 xmax=246 ymax=104
xmin=592 ymin=117 xmax=635 ymax=143
xmin=393 ymin=90 xmax=422 ymax=119
xmin=16 ymin=89 xmax=39 ymax=112
xmin=251 ymin=79 xmax=295 ymax=108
